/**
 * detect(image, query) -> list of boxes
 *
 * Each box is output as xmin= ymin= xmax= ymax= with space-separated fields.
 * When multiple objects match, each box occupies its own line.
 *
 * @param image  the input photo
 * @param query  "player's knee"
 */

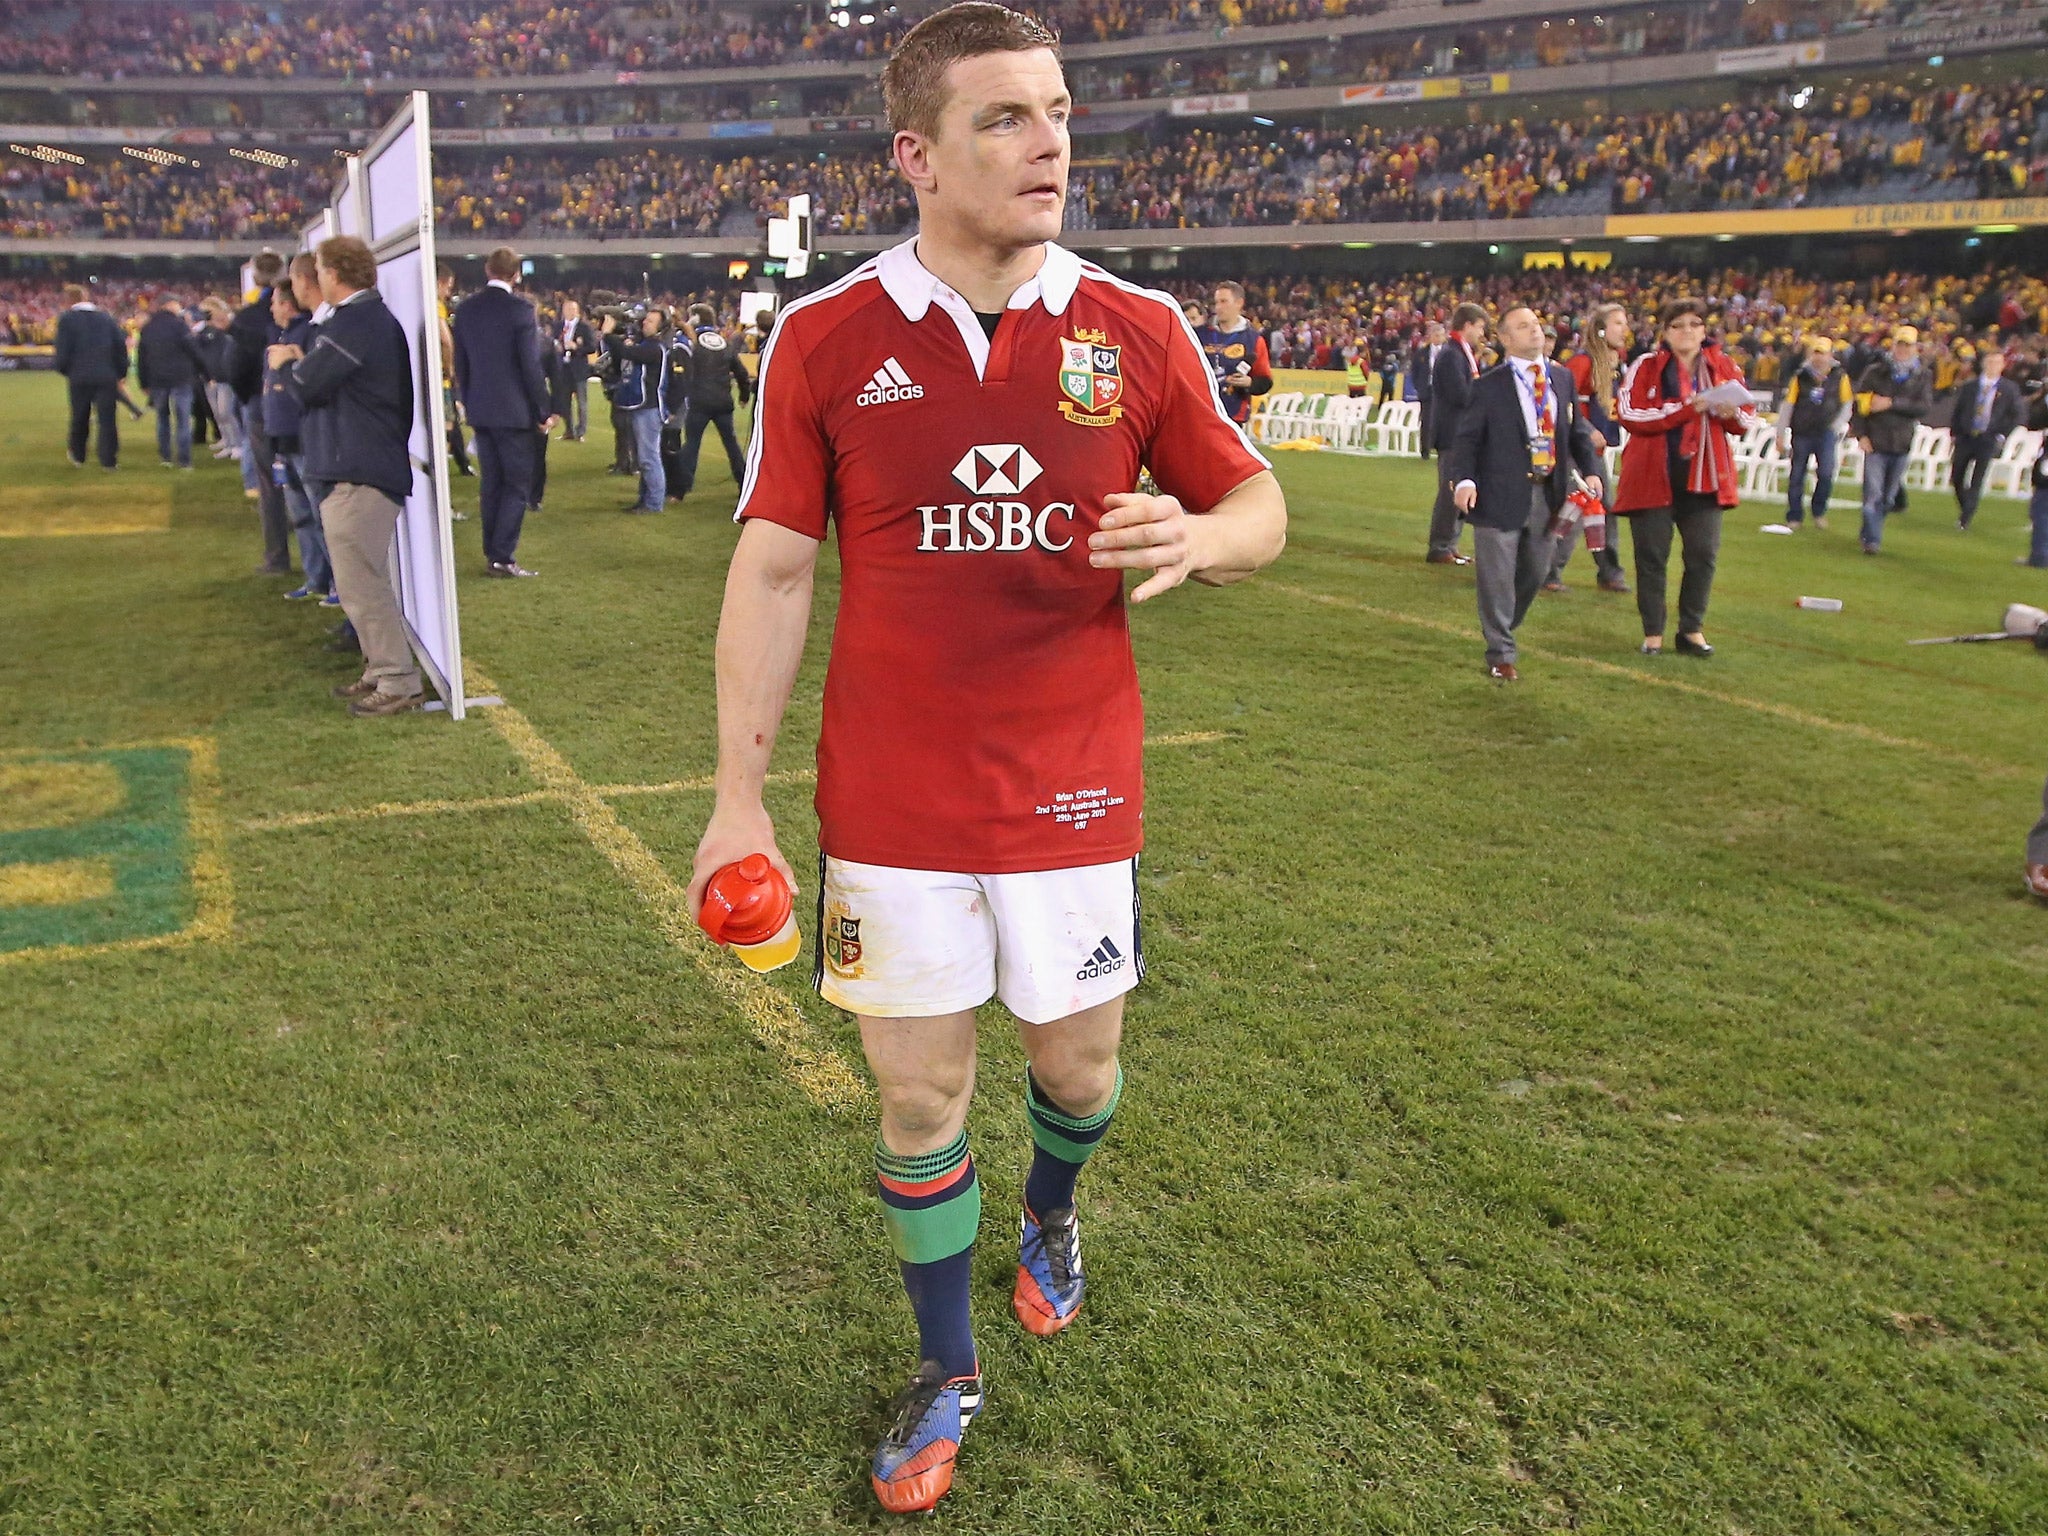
xmin=876 ymin=1070 xmax=973 ymax=1147
xmin=1030 ymin=1053 xmax=1120 ymax=1119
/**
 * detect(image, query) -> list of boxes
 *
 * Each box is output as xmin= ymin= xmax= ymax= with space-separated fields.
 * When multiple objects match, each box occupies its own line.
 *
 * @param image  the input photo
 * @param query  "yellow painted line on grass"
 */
xmin=1269 ymin=581 xmax=2034 ymax=781
xmin=236 ymin=770 xmax=817 ymax=833
xmin=0 ymin=482 xmax=172 ymax=538
xmin=464 ymin=665 xmax=869 ymax=1115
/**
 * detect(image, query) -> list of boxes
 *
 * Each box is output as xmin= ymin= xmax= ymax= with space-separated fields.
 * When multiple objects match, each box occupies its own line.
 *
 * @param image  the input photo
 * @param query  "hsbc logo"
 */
xmin=920 ymin=444 xmax=1072 ymax=554
xmin=952 ymin=444 xmax=1042 ymax=496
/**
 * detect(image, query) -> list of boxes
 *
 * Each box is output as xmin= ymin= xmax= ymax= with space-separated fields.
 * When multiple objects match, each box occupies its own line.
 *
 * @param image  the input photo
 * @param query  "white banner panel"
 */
xmin=367 ymin=135 xmax=421 ymax=244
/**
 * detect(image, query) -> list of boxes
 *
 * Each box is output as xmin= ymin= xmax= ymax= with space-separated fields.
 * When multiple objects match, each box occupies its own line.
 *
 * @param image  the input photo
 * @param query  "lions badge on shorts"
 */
xmin=824 ymin=902 xmax=864 ymax=977
xmin=1058 ymin=332 xmax=1124 ymax=428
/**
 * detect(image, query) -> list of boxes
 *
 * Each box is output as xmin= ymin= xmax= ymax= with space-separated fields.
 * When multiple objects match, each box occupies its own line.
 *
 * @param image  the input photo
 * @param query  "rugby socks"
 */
xmin=875 ymin=1131 xmax=980 ymax=1381
xmin=1023 ymin=1066 xmax=1123 ymax=1217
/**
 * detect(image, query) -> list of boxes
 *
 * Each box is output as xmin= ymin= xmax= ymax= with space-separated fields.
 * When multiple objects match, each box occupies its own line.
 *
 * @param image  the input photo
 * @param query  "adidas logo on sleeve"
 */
xmin=857 ymin=357 xmax=924 ymax=407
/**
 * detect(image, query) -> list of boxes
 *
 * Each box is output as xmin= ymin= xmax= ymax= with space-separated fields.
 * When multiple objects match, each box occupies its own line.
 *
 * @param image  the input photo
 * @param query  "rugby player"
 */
xmin=686 ymin=2 xmax=1287 ymax=1511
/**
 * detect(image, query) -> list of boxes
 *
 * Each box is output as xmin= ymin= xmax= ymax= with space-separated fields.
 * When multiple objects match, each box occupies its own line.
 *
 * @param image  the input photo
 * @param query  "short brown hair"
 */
xmin=250 ymin=249 xmax=285 ymax=285
xmin=1659 ymin=296 xmax=1709 ymax=330
xmin=1451 ymin=301 xmax=1488 ymax=332
xmin=882 ymin=2 xmax=1060 ymax=138
xmin=485 ymin=246 xmax=520 ymax=282
xmin=289 ymin=251 xmax=318 ymax=284
xmin=316 ymin=235 xmax=378 ymax=293
xmin=62 ymin=282 xmax=86 ymax=304
xmin=1213 ymin=279 xmax=1246 ymax=302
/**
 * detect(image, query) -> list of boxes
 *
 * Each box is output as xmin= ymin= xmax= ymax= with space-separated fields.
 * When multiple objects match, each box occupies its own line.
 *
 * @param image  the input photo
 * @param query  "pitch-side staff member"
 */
xmin=1426 ymin=302 xmax=1486 ymax=564
xmin=276 ymin=235 xmax=423 ymax=716
xmin=1613 ymin=297 xmax=1757 ymax=656
xmin=53 ymin=282 xmax=128 ymax=470
xmin=1449 ymin=306 xmax=1602 ymax=681
xmin=452 ymin=245 xmax=556 ymax=578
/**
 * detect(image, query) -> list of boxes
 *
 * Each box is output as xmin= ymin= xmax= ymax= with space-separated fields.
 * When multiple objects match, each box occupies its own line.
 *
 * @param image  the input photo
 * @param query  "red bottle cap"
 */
xmin=697 ymin=853 xmax=794 ymax=946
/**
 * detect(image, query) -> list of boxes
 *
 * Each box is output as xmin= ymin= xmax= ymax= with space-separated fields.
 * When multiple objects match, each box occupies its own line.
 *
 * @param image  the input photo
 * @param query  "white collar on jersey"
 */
xmin=875 ymin=236 xmax=1082 ymax=381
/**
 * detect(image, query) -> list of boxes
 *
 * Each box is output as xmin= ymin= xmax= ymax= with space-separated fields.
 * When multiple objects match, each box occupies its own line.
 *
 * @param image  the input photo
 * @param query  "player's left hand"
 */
xmin=1093 ymin=490 xmax=1200 ymax=604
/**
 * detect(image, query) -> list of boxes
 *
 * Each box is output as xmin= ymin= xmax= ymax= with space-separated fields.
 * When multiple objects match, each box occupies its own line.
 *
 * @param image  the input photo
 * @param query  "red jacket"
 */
xmin=1613 ymin=343 xmax=1758 ymax=513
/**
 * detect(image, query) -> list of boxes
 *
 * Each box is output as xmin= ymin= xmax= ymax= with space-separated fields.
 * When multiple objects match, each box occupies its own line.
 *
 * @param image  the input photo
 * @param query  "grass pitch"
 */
xmin=2 ymin=371 xmax=2046 ymax=1534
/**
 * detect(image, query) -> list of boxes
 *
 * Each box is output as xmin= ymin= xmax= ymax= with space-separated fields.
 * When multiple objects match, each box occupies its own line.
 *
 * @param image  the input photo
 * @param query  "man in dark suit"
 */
xmin=231 ymin=250 xmax=294 ymax=572
xmin=452 ymin=246 xmax=557 ymax=578
xmin=665 ymin=302 xmax=754 ymax=503
xmin=53 ymin=283 xmax=129 ymax=470
xmin=1448 ymin=306 xmax=1603 ymax=681
xmin=555 ymin=298 xmax=599 ymax=441
xmin=1427 ymin=302 xmax=1488 ymax=564
xmin=1951 ymin=348 xmax=2022 ymax=530
xmin=1409 ymin=319 xmax=1444 ymax=460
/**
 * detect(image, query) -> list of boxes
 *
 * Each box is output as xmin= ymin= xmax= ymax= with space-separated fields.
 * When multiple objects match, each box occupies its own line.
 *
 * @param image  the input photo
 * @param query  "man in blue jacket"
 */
xmin=53 ymin=283 xmax=129 ymax=470
xmin=136 ymin=294 xmax=204 ymax=470
xmin=452 ymin=246 xmax=555 ymax=577
xmin=277 ymin=236 xmax=421 ymax=717
xmin=263 ymin=281 xmax=329 ymax=602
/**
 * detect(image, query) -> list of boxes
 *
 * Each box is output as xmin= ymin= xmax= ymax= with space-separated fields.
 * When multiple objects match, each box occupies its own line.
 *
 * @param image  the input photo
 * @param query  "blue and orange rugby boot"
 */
xmin=1012 ymin=1203 xmax=1084 ymax=1336
xmin=871 ymin=1358 xmax=984 ymax=1513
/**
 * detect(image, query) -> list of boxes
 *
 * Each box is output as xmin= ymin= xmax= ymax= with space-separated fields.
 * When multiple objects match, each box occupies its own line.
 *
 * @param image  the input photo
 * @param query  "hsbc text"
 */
xmin=916 ymin=501 xmax=1077 ymax=553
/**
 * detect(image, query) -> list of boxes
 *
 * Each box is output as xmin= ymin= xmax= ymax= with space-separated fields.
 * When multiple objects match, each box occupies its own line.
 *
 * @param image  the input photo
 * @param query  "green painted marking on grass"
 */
xmin=0 ymin=742 xmax=230 ymax=961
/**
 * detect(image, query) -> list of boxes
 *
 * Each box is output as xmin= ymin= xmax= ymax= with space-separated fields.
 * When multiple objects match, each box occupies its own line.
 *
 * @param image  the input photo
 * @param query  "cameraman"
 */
xmin=663 ymin=302 xmax=753 ymax=505
xmin=613 ymin=306 xmax=671 ymax=514
xmin=592 ymin=297 xmax=639 ymax=478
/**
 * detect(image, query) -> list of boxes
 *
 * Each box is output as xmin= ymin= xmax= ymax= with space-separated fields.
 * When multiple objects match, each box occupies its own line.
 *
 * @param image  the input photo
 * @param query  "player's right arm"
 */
xmin=686 ymin=311 xmax=832 ymax=914
xmin=688 ymin=518 xmax=818 ymax=911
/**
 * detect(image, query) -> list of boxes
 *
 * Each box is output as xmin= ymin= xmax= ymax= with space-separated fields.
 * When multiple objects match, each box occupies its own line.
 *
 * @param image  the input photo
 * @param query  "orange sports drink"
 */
xmin=697 ymin=854 xmax=801 ymax=973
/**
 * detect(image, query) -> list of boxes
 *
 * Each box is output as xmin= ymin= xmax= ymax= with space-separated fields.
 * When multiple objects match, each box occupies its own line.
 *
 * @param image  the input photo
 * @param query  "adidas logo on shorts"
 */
xmin=857 ymin=357 xmax=924 ymax=407
xmin=1076 ymin=935 xmax=1126 ymax=982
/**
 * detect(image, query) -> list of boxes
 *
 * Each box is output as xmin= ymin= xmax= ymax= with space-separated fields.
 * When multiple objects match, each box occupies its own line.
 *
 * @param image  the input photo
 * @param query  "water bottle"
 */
xmin=696 ymin=853 xmax=800 ymax=973
xmin=1795 ymin=596 xmax=1844 ymax=612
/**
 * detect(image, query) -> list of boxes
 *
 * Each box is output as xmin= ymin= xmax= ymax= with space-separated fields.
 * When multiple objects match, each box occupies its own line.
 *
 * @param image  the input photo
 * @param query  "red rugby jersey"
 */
xmin=738 ymin=239 xmax=1269 ymax=873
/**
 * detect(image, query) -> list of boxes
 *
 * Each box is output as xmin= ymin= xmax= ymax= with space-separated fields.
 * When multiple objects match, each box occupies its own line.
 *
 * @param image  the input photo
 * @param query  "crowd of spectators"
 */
xmin=0 ymin=0 xmax=1976 ymax=83
xmin=5 ymin=76 xmax=2040 ymax=240
xmin=1162 ymin=266 xmax=2048 ymax=402
xmin=0 ymin=0 xmax=1384 ymax=80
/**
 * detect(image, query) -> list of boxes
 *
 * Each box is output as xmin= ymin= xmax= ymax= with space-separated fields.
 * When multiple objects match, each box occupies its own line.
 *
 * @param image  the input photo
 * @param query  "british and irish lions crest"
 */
xmin=1058 ymin=332 xmax=1124 ymax=427
xmin=824 ymin=905 xmax=863 ymax=976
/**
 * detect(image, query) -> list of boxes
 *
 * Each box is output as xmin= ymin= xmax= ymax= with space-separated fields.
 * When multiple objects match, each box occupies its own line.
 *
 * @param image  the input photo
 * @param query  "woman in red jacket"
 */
xmin=1614 ymin=297 xmax=1759 ymax=656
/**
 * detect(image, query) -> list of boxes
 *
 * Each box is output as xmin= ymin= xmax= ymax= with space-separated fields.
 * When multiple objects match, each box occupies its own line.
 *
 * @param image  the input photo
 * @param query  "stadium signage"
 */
xmin=1340 ymin=73 xmax=1508 ymax=106
xmin=809 ymin=116 xmax=880 ymax=133
xmin=1168 ymin=93 xmax=1251 ymax=117
xmin=1714 ymin=41 xmax=1825 ymax=74
xmin=1606 ymin=198 xmax=2048 ymax=239
xmin=1885 ymin=16 xmax=2048 ymax=56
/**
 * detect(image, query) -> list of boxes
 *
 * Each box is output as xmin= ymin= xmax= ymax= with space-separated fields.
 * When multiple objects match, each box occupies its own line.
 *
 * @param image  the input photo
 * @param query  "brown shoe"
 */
xmin=1487 ymin=662 xmax=1519 ymax=681
xmin=349 ymin=690 xmax=424 ymax=718
xmin=331 ymin=677 xmax=377 ymax=699
xmin=1426 ymin=551 xmax=1472 ymax=566
xmin=1541 ymin=579 xmax=1566 ymax=593
xmin=2027 ymin=863 xmax=2048 ymax=901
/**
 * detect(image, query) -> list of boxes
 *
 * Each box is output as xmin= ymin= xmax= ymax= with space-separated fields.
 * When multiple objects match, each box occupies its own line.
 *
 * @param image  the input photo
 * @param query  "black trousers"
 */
xmin=532 ymin=431 xmax=549 ymax=508
xmin=67 ymin=380 xmax=119 ymax=467
xmin=1417 ymin=398 xmax=1434 ymax=459
xmin=669 ymin=404 xmax=746 ymax=498
xmin=241 ymin=397 xmax=292 ymax=569
xmin=473 ymin=426 xmax=537 ymax=567
xmin=1951 ymin=435 xmax=1998 ymax=526
xmin=610 ymin=400 xmax=637 ymax=472
xmin=1630 ymin=490 xmax=1723 ymax=639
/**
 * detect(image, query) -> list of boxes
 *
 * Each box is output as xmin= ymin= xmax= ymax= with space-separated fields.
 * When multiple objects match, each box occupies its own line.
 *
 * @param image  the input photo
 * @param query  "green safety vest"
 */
xmin=1345 ymin=359 xmax=1367 ymax=389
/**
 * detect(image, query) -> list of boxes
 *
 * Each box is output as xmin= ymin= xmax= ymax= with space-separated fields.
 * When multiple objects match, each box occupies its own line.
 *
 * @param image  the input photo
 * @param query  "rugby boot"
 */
xmin=871 ymin=1358 xmax=982 ymax=1513
xmin=1012 ymin=1202 xmax=1083 ymax=1336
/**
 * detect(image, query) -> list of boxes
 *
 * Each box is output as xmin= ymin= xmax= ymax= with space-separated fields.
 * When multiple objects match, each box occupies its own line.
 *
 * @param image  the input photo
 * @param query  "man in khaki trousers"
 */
xmin=273 ymin=235 xmax=423 ymax=715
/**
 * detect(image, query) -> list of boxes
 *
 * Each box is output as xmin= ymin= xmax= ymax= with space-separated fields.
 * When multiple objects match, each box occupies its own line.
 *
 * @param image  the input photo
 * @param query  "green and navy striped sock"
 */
xmin=1023 ymin=1066 xmax=1123 ymax=1217
xmin=876 ymin=1131 xmax=980 ymax=1380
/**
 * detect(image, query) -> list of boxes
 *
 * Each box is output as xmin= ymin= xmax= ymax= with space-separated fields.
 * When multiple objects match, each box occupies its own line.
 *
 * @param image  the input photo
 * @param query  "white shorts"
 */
xmin=814 ymin=854 xmax=1144 ymax=1025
